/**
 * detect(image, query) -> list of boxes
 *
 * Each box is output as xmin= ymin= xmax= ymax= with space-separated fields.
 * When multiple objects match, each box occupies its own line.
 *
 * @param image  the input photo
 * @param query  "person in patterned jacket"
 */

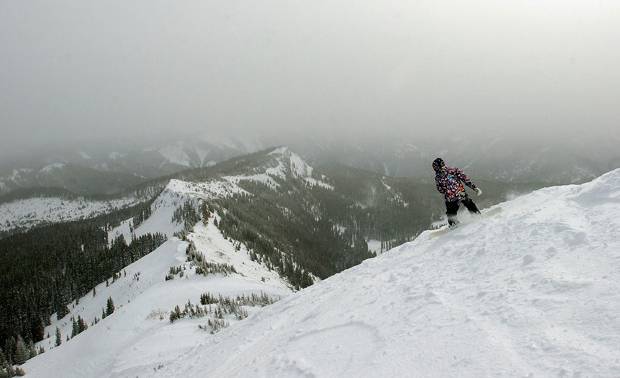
xmin=432 ymin=157 xmax=483 ymax=227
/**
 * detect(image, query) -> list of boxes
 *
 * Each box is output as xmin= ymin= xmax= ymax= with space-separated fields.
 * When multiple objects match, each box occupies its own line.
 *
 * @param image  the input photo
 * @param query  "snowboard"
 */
xmin=429 ymin=207 xmax=502 ymax=238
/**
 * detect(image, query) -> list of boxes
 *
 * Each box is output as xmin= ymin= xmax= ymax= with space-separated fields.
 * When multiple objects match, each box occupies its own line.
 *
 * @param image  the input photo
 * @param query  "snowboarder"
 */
xmin=432 ymin=158 xmax=482 ymax=227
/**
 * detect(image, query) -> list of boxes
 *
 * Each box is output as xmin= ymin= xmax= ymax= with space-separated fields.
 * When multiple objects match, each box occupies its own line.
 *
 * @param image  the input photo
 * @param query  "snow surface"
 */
xmin=0 ymin=196 xmax=142 ymax=234
xmin=366 ymin=239 xmax=382 ymax=255
xmin=27 ymin=215 xmax=291 ymax=377
xmin=46 ymin=168 xmax=619 ymax=378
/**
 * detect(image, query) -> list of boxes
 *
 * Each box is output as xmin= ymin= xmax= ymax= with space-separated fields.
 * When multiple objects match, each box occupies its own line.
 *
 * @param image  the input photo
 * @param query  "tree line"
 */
xmin=0 ymin=203 xmax=165 ymax=365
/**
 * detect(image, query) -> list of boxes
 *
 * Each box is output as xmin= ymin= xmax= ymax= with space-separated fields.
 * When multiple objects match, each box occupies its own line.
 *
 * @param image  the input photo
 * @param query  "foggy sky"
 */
xmin=1 ymin=0 xmax=619 ymax=158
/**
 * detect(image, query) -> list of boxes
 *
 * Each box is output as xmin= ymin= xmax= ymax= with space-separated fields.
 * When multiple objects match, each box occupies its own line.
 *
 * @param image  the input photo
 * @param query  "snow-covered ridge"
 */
xmin=105 ymin=178 xmax=251 ymax=244
xmin=224 ymin=147 xmax=333 ymax=190
xmin=136 ymin=168 xmax=620 ymax=377
xmin=0 ymin=195 xmax=143 ymax=234
xmin=0 ymin=148 xmax=330 ymax=236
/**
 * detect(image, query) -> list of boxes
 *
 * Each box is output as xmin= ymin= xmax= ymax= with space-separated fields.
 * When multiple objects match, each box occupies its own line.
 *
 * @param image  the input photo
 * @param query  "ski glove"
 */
xmin=475 ymin=188 xmax=483 ymax=196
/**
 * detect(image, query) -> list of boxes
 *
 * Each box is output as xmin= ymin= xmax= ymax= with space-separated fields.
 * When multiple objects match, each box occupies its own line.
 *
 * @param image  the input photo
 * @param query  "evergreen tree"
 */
xmin=77 ymin=316 xmax=87 ymax=333
xmin=71 ymin=318 xmax=78 ymax=338
xmin=4 ymin=337 xmax=15 ymax=365
xmin=106 ymin=297 xmax=115 ymax=316
xmin=55 ymin=327 xmax=61 ymax=347
xmin=27 ymin=341 xmax=36 ymax=359
xmin=0 ymin=347 xmax=6 ymax=369
xmin=13 ymin=335 xmax=27 ymax=365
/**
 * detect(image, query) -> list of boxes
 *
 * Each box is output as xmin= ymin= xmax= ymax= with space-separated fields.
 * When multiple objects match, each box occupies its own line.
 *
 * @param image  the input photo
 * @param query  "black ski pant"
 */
xmin=445 ymin=197 xmax=480 ymax=226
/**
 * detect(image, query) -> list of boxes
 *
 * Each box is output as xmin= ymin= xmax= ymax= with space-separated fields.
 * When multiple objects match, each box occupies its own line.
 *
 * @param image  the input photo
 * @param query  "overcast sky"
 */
xmin=1 ymin=0 xmax=619 ymax=158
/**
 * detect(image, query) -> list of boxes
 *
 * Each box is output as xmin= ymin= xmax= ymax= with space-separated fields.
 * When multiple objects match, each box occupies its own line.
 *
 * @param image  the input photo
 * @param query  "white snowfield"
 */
xmin=106 ymin=178 xmax=248 ymax=245
xmin=0 ymin=195 xmax=142 ymax=234
xmin=23 ymin=168 xmax=620 ymax=377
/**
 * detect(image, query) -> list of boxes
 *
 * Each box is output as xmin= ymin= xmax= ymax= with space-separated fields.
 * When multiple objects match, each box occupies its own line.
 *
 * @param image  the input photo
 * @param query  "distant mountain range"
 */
xmin=2 ymin=134 xmax=618 ymax=198
xmin=0 ymin=135 xmax=264 ymax=195
xmin=288 ymin=134 xmax=620 ymax=184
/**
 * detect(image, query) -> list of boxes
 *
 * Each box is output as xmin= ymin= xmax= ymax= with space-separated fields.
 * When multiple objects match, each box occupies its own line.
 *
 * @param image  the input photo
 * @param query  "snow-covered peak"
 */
xmin=39 ymin=162 xmax=66 ymax=174
xmin=268 ymin=146 xmax=312 ymax=177
xmin=138 ymin=168 xmax=620 ymax=377
xmin=218 ymin=147 xmax=332 ymax=190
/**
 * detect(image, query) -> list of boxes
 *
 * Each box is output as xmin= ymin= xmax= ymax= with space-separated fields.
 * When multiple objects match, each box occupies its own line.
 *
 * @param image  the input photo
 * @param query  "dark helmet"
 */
xmin=432 ymin=158 xmax=445 ymax=172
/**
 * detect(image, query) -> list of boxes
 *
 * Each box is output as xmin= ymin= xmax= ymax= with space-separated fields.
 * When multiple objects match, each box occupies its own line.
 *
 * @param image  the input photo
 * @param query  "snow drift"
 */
xmin=154 ymin=168 xmax=620 ymax=377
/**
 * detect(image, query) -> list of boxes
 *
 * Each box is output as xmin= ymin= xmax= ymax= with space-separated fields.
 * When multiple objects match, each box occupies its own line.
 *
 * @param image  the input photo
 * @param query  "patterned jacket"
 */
xmin=435 ymin=167 xmax=478 ymax=202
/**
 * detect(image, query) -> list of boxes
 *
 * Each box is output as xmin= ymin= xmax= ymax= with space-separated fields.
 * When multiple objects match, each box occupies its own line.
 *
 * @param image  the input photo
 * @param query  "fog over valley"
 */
xmin=1 ymin=0 xmax=619 ymax=167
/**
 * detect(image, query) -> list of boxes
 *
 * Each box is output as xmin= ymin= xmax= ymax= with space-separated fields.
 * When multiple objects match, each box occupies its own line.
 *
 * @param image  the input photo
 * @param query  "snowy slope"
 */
xmin=25 ymin=214 xmax=291 ymax=377
xmin=0 ymin=195 xmax=143 ymax=234
xmin=130 ymin=168 xmax=620 ymax=378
